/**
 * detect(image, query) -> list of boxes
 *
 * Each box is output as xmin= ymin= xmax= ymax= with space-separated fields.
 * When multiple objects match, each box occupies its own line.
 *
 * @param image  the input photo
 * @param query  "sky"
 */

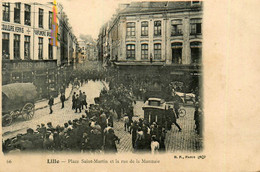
xmin=61 ymin=0 xmax=131 ymax=40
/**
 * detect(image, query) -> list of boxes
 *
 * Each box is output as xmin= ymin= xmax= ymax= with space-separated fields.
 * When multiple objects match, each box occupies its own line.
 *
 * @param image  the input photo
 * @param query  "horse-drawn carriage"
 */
xmin=2 ymin=83 xmax=37 ymax=126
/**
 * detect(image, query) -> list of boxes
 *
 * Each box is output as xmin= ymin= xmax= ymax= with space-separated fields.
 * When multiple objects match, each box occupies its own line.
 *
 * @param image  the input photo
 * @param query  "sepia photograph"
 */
xmin=1 ymin=0 xmax=203 ymax=155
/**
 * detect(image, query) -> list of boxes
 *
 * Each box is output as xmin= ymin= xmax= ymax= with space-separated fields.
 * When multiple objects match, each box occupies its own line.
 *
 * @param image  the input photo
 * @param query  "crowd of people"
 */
xmin=3 ymin=69 xmax=203 ymax=153
xmin=126 ymin=118 xmax=166 ymax=154
xmin=2 ymin=107 xmax=119 ymax=154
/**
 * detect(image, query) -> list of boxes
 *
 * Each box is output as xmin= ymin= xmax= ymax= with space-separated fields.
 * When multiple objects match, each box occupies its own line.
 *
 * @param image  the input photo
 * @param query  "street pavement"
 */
xmin=2 ymin=81 xmax=202 ymax=152
xmin=2 ymin=80 xmax=107 ymax=140
xmin=114 ymin=102 xmax=202 ymax=153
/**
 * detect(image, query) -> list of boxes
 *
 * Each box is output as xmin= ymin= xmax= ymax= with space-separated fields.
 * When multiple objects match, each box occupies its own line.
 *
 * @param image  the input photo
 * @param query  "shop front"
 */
xmin=2 ymin=60 xmax=58 ymax=99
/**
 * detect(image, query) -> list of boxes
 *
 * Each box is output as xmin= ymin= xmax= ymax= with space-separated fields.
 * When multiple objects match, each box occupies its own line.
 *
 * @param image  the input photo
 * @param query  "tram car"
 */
xmin=142 ymin=98 xmax=168 ymax=127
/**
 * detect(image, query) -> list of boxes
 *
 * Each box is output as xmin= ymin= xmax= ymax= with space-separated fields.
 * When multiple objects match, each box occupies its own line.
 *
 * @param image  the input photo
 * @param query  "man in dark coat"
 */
xmin=168 ymin=107 xmax=182 ymax=132
xmin=79 ymin=90 xmax=83 ymax=109
xmin=48 ymin=96 xmax=54 ymax=114
xmin=75 ymin=94 xmax=81 ymax=113
xmin=130 ymin=121 xmax=138 ymax=149
xmin=104 ymin=128 xmax=120 ymax=153
xmin=82 ymin=92 xmax=87 ymax=109
xmin=72 ymin=92 xmax=76 ymax=110
xmin=60 ymin=93 xmax=65 ymax=109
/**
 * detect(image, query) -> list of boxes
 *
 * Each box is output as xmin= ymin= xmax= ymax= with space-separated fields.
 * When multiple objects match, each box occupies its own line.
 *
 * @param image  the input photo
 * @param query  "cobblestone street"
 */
xmin=113 ymin=102 xmax=202 ymax=153
xmin=3 ymin=81 xmax=202 ymax=153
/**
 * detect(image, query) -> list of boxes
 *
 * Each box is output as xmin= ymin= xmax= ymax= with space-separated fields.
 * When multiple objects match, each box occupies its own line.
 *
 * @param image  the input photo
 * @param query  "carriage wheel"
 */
xmin=2 ymin=112 xmax=13 ymax=126
xmin=22 ymin=103 xmax=35 ymax=120
xmin=179 ymin=108 xmax=186 ymax=117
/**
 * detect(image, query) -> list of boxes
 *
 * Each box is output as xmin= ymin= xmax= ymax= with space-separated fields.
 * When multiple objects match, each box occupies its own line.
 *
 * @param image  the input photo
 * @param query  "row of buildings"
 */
xmin=1 ymin=2 xmax=79 ymax=98
xmin=97 ymin=1 xmax=203 ymax=93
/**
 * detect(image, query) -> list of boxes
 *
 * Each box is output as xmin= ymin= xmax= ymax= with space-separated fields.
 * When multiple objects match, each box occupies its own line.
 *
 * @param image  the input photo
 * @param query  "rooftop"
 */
xmin=119 ymin=1 xmax=202 ymax=14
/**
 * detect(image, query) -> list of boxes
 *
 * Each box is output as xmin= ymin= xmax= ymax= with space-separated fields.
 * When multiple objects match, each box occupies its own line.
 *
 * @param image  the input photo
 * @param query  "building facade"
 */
xmin=1 ymin=2 xmax=78 ymax=98
xmin=98 ymin=1 xmax=202 ymax=93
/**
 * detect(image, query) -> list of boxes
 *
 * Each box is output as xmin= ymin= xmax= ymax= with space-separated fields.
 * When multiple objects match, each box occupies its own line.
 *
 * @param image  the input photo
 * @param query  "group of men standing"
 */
xmin=72 ymin=90 xmax=88 ymax=113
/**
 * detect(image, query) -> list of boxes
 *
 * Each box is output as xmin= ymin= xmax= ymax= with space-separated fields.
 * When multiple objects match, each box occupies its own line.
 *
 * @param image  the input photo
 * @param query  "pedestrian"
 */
xmin=60 ymin=93 xmax=65 ymax=109
xmin=107 ymin=112 xmax=114 ymax=127
xmin=72 ymin=92 xmax=76 ymax=110
xmin=104 ymin=128 xmax=120 ymax=153
xmin=79 ymin=90 xmax=83 ymax=109
xmin=123 ymin=114 xmax=130 ymax=132
xmin=48 ymin=96 xmax=54 ymax=114
xmin=130 ymin=121 xmax=138 ymax=149
xmin=150 ymin=135 xmax=159 ymax=154
xmin=75 ymin=94 xmax=81 ymax=113
xmin=135 ymin=127 xmax=145 ymax=152
xmin=168 ymin=106 xmax=182 ymax=132
xmin=82 ymin=92 xmax=87 ymax=109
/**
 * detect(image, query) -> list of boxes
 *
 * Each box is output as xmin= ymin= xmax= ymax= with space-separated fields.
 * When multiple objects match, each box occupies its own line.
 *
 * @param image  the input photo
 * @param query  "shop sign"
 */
xmin=3 ymin=61 xmax=57 ymax=71
xmin=1 ymin=24 xmax=24 ymax=33
xmin=34 ymin=30 xmax=52 ymax=37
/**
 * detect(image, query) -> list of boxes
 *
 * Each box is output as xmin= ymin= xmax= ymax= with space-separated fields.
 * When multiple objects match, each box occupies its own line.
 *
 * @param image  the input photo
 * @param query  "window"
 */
xmin=14 ymin=3 xmax=21 ymax=23
xmin=154 ymin=43 xmax=161 ymax=59
xmin=171 ymin=20 xmax=182 ymax=36
xmin=2 ymin=2 xmax=10 ymax=22
xmin=190 ymin=42 xmax=202 ymax=64
xmin=39 ymin=8 xmax=44 ymax=28
xmin=141 ymin=44 xmax=148 ymax=59
xmin=126 ymin=22 xmax=135 ymax=37
xmin=2 ymin=33 xmax=10 ymax=60
xmin=141 ymin=21 xmax=148 ymax=36
xmin=38 ymin=37 xmax=43 ymax=59
xmin=154 ymin=21 xmax=161 ymax=36
xmin=25 ymin=4 xmax=31 ymax=25
xmin=14 ymin=34 xmax=21 ymax=60
xmin=24 ymin=36 xmax=30 ymax=60
xmin=171 ymin=42 xmax=183 ymax=64
xmin=126 ymin=44 xmax=135 ymax=59
xmin=190 ymin=18 xmax=202 ymax=35
xmin=48 ymin=38 xmax=53 ymax=59
xmin=49 ymin=11 xmax=53 ymax=29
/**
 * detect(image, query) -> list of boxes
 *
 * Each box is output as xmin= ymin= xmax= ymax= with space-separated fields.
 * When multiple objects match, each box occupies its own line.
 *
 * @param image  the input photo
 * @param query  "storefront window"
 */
xmin=38 ymin=37 xmax=43 ymax=59
xmin=2 ymin=32 xmax=10 ymax=60
xmin=14 ymin=34 xmax=21 ymax=60
xmin=49 ymin=38 xmax=53 ymax=59
xmin=24 ymin=36 xmax=30 ymax=60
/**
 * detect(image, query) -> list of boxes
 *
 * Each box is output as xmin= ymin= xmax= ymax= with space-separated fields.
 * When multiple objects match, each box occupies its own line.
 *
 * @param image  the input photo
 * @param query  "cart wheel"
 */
xmin=22 ymin=103 xmax=35 ymax=120
xmin=179 ymin=108 xmax=186 ymax=117
xmin=2 ymin=112 xmax=13 ymax=126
